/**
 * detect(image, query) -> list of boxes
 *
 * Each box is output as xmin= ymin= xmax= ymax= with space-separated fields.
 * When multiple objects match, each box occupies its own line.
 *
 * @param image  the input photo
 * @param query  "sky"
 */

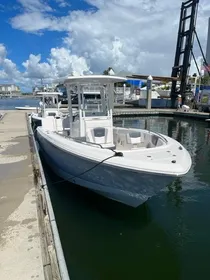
xmin=0 ymin=0 xmax=210 ymax=92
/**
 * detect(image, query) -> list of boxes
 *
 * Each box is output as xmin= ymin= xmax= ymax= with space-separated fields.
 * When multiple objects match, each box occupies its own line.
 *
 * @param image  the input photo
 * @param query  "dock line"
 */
xmin=26 ymin=113 xmax=70 ymax=280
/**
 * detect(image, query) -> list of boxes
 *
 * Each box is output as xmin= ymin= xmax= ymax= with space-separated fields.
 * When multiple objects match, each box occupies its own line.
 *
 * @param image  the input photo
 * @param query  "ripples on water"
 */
xmin=41 ymin=116 xmax=210 ymax=280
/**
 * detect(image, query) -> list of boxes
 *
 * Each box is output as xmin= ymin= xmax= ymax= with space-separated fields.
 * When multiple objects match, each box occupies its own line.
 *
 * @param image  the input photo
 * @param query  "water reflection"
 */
xmin=206 ymin=128 xmax=210 ymax=145
xmin=167 ymin=178 xmax=183 ymax=208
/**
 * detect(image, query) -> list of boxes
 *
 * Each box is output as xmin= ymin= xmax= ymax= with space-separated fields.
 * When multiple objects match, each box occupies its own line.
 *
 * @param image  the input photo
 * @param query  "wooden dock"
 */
xmin=113 ymin=108 xmax=210 ymax=120
xmin=66 ymin=104 xmax=210 ymax=120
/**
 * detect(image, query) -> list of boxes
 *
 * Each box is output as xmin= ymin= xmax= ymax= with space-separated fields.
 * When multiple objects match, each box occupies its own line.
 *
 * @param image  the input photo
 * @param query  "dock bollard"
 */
xmin=146 ymin=75 xmax=153 ymax=110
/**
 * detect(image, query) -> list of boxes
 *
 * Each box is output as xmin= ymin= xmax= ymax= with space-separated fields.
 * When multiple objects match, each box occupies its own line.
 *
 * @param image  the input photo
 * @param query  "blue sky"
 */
xmin=0 ymin=0 xmax=209 ymax=92
xmin=0 ymin=0 xmax=93 ymax=71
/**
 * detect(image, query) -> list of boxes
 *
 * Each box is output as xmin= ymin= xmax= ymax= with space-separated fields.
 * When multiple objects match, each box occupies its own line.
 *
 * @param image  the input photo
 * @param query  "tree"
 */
xmin=103 ymin=67 xmax=114 ymax=75
xmin=201 ymin=75 xmax=210 ymax=85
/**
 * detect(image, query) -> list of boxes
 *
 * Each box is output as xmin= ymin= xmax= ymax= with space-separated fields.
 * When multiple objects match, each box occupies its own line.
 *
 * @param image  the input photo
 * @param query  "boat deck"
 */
xmin=0 ymin=111 xmax=44 ymax=280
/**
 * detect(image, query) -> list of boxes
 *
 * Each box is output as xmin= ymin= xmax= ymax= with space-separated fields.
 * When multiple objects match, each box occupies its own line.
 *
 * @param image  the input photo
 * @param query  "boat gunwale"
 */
xmin=37 ymin=127 xmax=191 ymax=176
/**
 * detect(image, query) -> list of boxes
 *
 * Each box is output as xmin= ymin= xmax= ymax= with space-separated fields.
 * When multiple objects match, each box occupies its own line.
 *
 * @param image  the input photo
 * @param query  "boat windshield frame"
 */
xmin=64 ymin=75 xmax=127 ymax=138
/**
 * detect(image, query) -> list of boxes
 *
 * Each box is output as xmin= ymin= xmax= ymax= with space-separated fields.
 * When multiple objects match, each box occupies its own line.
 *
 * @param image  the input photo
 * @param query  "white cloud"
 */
xmin=10 ymin=12 xmax=71 ymax=33
xmin=55 ymin=0 xmax=71 ymax=8
xmin=10 ymin=0 xmax=210 ymax=76
xmin=0 ymin=43 xmax=91 ymax=90
xmin=22 ymin=48 xmax=91 ymax=79
xmin=2 ymin=0 xmax=210 ymax=91
xmin=0 ymin=44 xmax=7 ymax=64
xmin=17 ymin=0 xmax=52 ymax=12
xmin=48 ymin=47 xmax=91 ymax=76
xmin=22 ymin=54 xmax=52 ymax=79
xmin=0 ymin=44 xmax=23 ymax=83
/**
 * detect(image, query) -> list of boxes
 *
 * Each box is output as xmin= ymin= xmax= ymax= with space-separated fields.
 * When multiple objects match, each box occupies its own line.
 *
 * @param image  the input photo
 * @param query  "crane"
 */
xmin=170 ymin=0 xmax=210 ymax=108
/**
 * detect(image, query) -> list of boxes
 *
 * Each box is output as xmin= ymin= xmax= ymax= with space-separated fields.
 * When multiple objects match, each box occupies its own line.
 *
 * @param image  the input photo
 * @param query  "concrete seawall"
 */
xmin=0 ymin=110 xmax=69 ymax=280
xmin=0 ymin=111 xmax=44 ymax=280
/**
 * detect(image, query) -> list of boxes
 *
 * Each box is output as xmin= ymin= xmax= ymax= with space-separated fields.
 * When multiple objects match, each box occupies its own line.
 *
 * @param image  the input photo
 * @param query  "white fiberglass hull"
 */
xmin=155 ymin=89 xmax=171 ymax=97
xmin=36 ymin=129 xmax=187 ymax=207
xmin=15 ymin=106 xmax=38 ymax=110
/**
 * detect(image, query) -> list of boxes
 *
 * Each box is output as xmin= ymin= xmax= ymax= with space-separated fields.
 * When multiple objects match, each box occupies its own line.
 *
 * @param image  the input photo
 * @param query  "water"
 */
xmin=0 ymin=98 xmax=39 ymax=110
xmin=39 ymin=116 xmax=210 ymax=280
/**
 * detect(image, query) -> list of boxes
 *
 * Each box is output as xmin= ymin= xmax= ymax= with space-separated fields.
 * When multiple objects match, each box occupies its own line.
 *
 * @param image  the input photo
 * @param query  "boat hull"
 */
xmin=37 ymin=130 xmax=177 ymax=207
xmin=31 ymin=116 xmax=42 ymax=131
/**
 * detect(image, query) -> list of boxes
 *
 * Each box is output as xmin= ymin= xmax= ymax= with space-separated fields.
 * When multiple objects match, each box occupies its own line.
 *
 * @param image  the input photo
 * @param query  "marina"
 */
xmin=0 ymin=102 xmax=210 ymax=279
xmin=37 ymin=113 xmax=210 ymax=280
xmin=1 ymin=0 xmax=210 ymax=278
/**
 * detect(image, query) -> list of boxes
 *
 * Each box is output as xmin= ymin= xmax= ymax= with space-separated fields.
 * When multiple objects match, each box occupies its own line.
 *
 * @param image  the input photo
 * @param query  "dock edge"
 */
xmin=26 ymin=113 xmax=70 ymax=280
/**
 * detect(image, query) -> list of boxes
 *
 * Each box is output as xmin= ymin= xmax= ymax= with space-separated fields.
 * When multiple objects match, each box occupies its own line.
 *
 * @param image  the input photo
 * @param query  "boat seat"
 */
xmin=126 ymin=131 xmax=142 ymax=144
xmin=47 ymin=112 xmax=56 ymax=117
xmin=86 ymin=127 xmax=115 ymax=149
xmin=151 ymin=134 xmax=159 ymax=146
xmin=146 ymin=134 xmax=159 ymax=148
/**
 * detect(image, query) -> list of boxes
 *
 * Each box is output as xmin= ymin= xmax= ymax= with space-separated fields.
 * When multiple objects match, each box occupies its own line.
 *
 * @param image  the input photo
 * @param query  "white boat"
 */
xmin=35 ymin=75 xmax=192 ymax=208
xmin=155 ymin=89 xmax=171 ymax=97
xmin=30 ymin=91 xmax=77 ymax=130
xmin=15 ymin=106 xmax=38 ymax=110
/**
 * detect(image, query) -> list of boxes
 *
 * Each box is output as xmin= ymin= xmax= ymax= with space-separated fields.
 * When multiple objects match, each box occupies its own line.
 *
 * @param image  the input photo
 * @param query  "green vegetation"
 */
xmin=201 ymin=75 xmax=210 ymax=85
xmin=103 ymin=67 xmax=114 ymax=75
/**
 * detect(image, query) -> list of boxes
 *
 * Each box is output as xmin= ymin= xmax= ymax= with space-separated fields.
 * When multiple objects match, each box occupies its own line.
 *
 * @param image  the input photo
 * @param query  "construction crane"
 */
xmin=170 ymin=0 xmax=210 ymax=108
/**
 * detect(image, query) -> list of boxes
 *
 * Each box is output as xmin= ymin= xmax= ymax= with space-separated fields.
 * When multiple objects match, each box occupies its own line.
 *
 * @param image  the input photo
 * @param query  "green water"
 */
xmin=43 ymin=116 xmax=210 ymax=280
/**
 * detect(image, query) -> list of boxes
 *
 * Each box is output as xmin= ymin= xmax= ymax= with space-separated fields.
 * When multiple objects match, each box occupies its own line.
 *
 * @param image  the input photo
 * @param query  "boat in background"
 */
xmin=35 ymin=75 xmax=192 ymax=208
xmin=30 ymin=91 xmax=77 ymax=130
xmin=15 ymin=106 xmax=38 ymax=110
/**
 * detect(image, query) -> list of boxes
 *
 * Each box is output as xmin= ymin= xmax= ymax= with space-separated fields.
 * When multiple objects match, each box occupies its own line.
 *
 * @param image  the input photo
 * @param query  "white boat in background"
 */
xmin=15 ymin=106 xmax=38 ymax=110
xmin=155 ymin=83 xmax=175 ymax=97
xmin=139 ymin=86 xmax=160 ymax=99
xmin=35 ymin=75 xmax=192 ymax=208
xmin=155 ymin=89 xmax=171 ymax=97
xmin=30 ymin=91 xmax=77 ymax=130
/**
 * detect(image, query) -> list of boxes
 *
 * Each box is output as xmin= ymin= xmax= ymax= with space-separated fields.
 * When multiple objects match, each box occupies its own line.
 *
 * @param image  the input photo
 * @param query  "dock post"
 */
xmin=146 ymin=75 xmax=153 ymax=109
xmin=123 ymin=83 xmax=126 ymax=104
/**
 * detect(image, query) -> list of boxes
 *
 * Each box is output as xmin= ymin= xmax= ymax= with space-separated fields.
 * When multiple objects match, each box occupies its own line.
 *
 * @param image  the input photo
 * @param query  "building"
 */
xmin=0 ymin=84 xmax=21 ymax=97
xmin=205 ymin=17 xmax=210 ymax=71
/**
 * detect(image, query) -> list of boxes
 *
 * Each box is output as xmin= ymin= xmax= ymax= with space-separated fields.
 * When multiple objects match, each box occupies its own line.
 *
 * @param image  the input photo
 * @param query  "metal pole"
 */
xmin=123 ymin=83 xmax=126 ymax=105
xmin=77 ymin=84 xmax=82 ymax=136
xmin=146 ymin=75 xmax=153 ymax=109
xmin=66 ymin=84 xmax=73 ymax=136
